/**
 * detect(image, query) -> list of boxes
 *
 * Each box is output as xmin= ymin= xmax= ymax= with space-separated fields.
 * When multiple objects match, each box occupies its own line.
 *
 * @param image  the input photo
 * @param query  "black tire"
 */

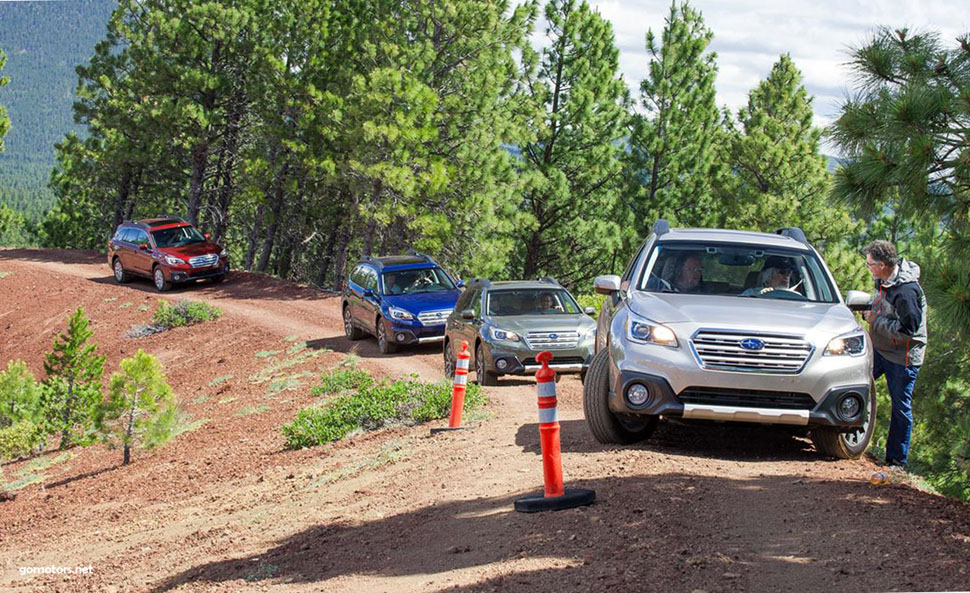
xmin=583 ymin=349 xmax=658 ymax=444
xmin=811 ymin=388 xmax=876 ymax=460
xmin=153 ymin=266 xmax=171 ymax=292
xmin=377 ymin=318 xmax=398 ymax=354
xmin=580 ymin=367 xmax=588 ymax=385
xmin=443 ymin=339 xmax=456 ymax=380
xmin=475 ymin=344 xmax=498 ymax=386
xmin=343 ymin=305 xmax=365 ymax=340
xmin=112 ymin=258 xmax=130 ymax=284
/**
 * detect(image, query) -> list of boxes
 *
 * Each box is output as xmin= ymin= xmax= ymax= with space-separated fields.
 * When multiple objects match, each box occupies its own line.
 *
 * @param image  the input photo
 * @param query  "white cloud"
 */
xmin=523 ymin=0 xmax=969 ymax=138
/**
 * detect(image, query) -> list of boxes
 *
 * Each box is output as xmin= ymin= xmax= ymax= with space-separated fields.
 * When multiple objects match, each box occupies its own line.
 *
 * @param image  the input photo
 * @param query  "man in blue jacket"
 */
xmin=863 ymin=240 xmax=928 ymax=467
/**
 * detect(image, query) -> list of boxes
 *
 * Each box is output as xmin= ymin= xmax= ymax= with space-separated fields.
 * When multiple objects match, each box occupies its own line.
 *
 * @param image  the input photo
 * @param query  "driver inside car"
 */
xmin=742 ymin=256 xmax=796 ymax=295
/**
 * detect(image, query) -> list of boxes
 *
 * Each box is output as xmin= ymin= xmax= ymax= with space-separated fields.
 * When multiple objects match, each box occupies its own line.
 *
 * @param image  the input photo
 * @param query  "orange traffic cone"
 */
xmin=432 ymin=340 xmax=472 ymax=434
xmin=514 ymin=351 xmax=595 ymax=512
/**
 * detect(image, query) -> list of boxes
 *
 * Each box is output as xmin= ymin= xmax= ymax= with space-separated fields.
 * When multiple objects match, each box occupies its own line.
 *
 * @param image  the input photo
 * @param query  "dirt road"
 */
xmin=1 ymin=248 xmax=968 ymax=593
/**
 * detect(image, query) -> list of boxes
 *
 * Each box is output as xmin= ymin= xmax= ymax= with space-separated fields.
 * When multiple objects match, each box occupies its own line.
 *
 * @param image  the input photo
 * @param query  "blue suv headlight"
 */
xmin=626 ymin=313 xmax=678 ymax=348
xmin=388 ymin=307 xmax=414 ymax=320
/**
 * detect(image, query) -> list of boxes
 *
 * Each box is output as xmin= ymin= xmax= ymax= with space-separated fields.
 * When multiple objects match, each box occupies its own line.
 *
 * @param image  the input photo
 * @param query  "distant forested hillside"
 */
xmin=0 ymin=0 xmax=114 ymax=219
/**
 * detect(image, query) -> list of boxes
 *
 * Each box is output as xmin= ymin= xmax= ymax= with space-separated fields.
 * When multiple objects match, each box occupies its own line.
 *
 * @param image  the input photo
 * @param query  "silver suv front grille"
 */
xmin=189 ymin=253 xmax=219 ymax=268
xmin=418 ymin=309 xmax=452 ymax=325
xmin=691 ymin=331 xmax=813 ymax=374
xmin=525 ymin=331 xmax=580 ymax=349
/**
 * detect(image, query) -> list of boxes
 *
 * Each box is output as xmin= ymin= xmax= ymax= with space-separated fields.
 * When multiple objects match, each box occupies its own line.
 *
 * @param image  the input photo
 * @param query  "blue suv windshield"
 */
xmin=638 ymin=243 xmax=837 ymax=303
xmin=382 ymin=267 xmax=456 ymax=295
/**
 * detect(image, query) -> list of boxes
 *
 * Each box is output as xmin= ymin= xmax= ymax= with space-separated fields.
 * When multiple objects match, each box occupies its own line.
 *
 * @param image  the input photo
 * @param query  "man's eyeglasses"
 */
xmin=865 ymin=260 xmax=885 ymax=268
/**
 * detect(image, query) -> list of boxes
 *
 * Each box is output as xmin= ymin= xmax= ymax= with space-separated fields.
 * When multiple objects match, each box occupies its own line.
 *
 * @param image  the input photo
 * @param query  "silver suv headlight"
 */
xmin=490 ymin=327 xmax=521 ymax=342
xmin=388 ymin=307 xmax=414 ymax=320
xmin=824 ymin=330 xmax=866 ymax=356
xmin=626 ymin=312 xmax=678 ymax=348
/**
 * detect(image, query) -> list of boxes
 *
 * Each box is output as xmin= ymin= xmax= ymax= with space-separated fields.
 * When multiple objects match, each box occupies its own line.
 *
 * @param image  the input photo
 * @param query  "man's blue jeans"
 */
xmin=872 ymin=350 xmax=920 ymax=465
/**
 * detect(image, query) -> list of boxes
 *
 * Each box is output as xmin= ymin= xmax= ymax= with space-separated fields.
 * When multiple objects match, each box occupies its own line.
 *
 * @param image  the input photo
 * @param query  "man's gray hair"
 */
xmin=863 ymin=240 xmax=899 ymax=266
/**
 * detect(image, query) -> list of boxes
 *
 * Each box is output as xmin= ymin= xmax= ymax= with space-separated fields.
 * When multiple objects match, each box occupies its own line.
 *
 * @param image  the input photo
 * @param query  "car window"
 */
xmin=151 ymin=225 xmax=205 ymax=248
xmin=381 ymin=267 xmax=456 ymax=295
xmin=471 ymin=289 xmax=483 ymax=316
xmin=349 ymin=265 xmax=364 ymax=286
xmin=454 ymin=288 xmax=474 ymax=312
xmin=485 ymin=289 xmax=582 ymax=316
xmin=116 ymin=228 xmax=133 ymax=242
xmin=637 ymin=243 xmax=837 ymax=303
xmin=131 ymin=230 xmax=150 ymax=245
xmin=363 ymin=267 xmax=378 ymax=291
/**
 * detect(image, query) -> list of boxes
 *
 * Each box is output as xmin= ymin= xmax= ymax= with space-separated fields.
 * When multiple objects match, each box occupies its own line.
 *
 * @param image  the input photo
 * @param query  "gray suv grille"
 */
xmin=691 ymin=331 xmax=812 ymax=374
xmin=189 ymin=253 xmax=219 ymax=268
xmin=525 ymin=331 xmax=580 ymax=349
xmin=418 ymin=309 xmax=452 ymax=325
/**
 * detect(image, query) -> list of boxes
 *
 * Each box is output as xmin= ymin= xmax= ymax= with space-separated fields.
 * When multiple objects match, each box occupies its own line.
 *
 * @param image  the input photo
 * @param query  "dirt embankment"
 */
xmin=1 ymin=248 xmax=968 ymax=593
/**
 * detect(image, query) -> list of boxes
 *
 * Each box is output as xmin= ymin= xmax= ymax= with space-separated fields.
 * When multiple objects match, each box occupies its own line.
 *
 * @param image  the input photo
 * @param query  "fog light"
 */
xmin=396 ymin=333 xmax=406 ymax=342
xmin=839 ymin=394 xmax=862 ymax=420
xmin=496 ymin=358 xmax=509 ymax=370
xmin=627 ymin=383 xmax=651 ymax=406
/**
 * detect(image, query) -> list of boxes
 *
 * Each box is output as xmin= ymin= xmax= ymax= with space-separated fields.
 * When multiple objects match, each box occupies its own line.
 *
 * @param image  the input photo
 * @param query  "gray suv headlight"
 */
xmin=626 ymin=313 xmax=678 ymax=348
xmin=824 ymin=330 xmax=866 ymax=356
xmin=490 ymin=327 xmax=521 ymax=342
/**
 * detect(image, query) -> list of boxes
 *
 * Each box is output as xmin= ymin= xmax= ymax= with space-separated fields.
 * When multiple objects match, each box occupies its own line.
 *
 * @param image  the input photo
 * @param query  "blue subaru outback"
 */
xmin=342 ymin=253 xmax=463 ymax=353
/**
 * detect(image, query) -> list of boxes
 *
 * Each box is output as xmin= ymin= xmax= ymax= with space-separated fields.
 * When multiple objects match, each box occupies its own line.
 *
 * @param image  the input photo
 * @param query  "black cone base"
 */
xmin=514 ymin=488 xmax=596 ymax=513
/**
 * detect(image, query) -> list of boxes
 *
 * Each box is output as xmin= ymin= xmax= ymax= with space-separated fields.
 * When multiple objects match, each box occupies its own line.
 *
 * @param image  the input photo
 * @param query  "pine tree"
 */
xmin=627 ymin=1 xmax=726 ymax=232
xmin=514 ymin=0 xmax=631 ymax=286
xmin=0 ymin=360 xmax=41 ymax=429
xmin=41 ymin=307 xmax=105 ymax=449
xmin=0 ymin=45 xmax=8 ymax=152
xmin=99 ymin=350 xmax=176 ymax=465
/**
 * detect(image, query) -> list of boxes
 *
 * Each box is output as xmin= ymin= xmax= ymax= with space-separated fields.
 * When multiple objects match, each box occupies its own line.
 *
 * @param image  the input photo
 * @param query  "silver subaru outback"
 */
xmin=585 ymin=221 xmax=875 ymax=459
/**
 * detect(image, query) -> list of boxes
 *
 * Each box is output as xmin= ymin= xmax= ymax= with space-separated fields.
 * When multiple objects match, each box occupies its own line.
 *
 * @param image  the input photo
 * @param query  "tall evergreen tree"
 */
xmin=0 ymin=45 xmax=8 ymax=153
xmin=830 ymin=28 xmax=970 ymax=332
xmin=627 ymin=1 xmax=725 ymax=232
xmin=513 ymin=0 xmax=630 ymax=286
xmin=41 ymin=307 xmax=105 ymax=449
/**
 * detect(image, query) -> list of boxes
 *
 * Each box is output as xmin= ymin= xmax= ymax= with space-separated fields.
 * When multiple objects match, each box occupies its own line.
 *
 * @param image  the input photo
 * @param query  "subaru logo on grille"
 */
xmin=549 ymin=333 xmax=558 ymax=340
xmin=739 ymin=338 xmax=765 ymax=351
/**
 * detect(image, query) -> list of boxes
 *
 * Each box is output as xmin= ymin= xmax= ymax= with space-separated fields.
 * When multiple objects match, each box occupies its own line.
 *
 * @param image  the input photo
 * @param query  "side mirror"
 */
xmin=584 ymin=306 xmax=596 ymax=316
xmin=594 ymin=274 xmax=621 ymax=295
xmin=845 ymin=290 xmax=872 ymax=312
xmin=362 ymin=289 xmax=374 ymax=298
xmin=461 ymin=309 xmax=475 ymax=320
xmin=204 ymin=233 xmax=211 ymax=240
xmin=456 ymin=280 xmax=465 ymax=288
xmin=138 ymin=243 xmax=150 ymax=251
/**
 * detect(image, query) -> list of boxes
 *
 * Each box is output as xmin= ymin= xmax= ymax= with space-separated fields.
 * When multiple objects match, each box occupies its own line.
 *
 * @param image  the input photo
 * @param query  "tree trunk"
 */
xmin=59 ymin=380 xmax=74 ymax=450
xmin=331 ymin=189 xmax=359 ymax=291
xmin=316 ymin=225 xmax=338 ymax=287
xmin=113 ymin=166 xmax=133 ymax=229
xmin=245 ymin=204 xmax=265 ymax=270
xmin=256 ymin=161 xmax=289 ymax=273
xmin=213 ymin=106 xmax=243 ymax=242
xmin=186 ymin=141 xmax=210 ymax=226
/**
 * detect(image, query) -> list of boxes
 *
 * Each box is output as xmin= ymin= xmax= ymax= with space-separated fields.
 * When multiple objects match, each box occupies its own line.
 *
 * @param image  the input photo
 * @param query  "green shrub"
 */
xmin=153 ymin=300 xmax=222 ymax=329
xmin=574 ymin=293 xmax=605 ymax=316
xmin=0 ymin=359 xmax=42 ymax=428
xmin=0 ymin=420 xmax=42 ymax=460
xmin=283 ymin=375 xmax=487 ymax=449
xmin=312 ymin=367 xmax=374 ymax=395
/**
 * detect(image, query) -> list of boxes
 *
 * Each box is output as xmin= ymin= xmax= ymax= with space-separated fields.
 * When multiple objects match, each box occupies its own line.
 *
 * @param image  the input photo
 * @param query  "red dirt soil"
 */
xmin=1 ymin=248 xmax=968 ymax=593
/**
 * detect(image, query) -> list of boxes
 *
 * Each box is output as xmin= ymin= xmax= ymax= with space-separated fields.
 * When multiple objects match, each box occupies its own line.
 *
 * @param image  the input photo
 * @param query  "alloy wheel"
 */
xmin=154 ymin=269 xmax=165 ymax=290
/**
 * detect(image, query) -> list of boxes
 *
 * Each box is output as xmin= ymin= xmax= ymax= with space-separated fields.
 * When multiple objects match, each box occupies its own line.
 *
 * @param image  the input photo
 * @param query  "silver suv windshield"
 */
xmin=486 ymin=289 xmax=581 ymax=316
xmin=381 ymin=267 xmax=456 ymax=295
xmin=637 ymin=243 xmax=837 ymax=303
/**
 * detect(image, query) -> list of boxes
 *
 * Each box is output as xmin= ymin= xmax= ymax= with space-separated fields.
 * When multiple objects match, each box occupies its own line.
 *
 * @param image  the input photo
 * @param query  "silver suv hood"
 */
xmin=628 ymin=292 xmax=858 ymax=337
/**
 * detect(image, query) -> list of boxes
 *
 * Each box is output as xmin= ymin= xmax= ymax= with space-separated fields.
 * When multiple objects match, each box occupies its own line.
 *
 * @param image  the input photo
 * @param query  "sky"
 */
xmin=529 ymin=0 xmax=968 ymax=133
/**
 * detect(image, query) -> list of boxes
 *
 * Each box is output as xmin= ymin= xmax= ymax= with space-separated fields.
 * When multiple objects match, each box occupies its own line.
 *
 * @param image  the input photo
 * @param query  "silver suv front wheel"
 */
xmin=810 ymin=387 xmax=876 ymax=459
xmin=583 ymin=349 xmax=658 ymax=444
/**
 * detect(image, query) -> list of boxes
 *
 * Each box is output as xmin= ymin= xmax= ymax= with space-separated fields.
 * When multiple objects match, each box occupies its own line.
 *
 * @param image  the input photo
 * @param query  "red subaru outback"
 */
xmin=107 ymin=217 xmax=230 ymax=292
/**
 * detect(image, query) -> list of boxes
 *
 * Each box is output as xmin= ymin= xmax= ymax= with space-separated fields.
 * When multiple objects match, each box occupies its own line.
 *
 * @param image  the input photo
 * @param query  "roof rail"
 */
xmin=361 ymin=255 xmax=375 ymax=263
xmin=654 ymin=219 xmax=670 ymax=237
xmin=155 ymin=214 xmax=186 ymax=223
xmin=775 ymin=227 xmax=810 ymax=247
xmin=535 ymin=276 xmax=559 ymax=285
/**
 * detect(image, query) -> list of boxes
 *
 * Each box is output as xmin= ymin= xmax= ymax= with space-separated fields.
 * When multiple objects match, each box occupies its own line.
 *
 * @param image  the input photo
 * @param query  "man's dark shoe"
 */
xmin=884 ymin=458 xmax=906 ymax=470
